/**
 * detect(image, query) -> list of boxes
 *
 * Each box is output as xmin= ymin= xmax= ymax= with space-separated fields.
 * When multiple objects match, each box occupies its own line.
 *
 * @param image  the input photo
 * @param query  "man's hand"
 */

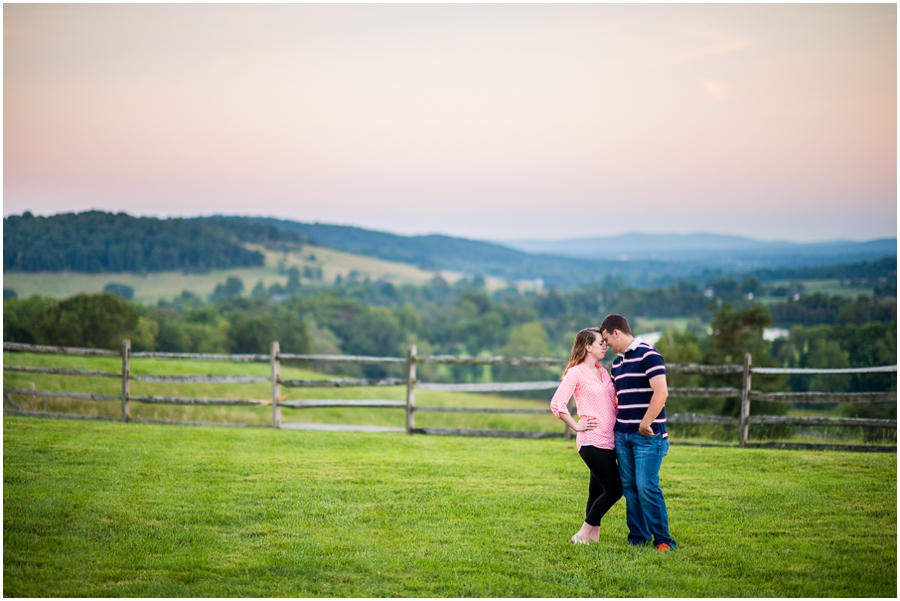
xmin=639 ymin=375 xmax=668 ymax=436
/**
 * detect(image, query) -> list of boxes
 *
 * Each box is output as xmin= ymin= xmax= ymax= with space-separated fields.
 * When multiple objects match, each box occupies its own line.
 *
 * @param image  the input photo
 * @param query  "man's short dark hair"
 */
xmin=600 ymin=314 xmax=632 ymax=336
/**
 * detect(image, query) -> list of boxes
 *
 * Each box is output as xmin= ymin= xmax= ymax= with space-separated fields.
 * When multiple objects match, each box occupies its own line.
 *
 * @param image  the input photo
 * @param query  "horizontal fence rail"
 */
xmin=414 ymin=406 xmax=551 ymax=414
xmin=278 ymin=353 xmax=407 ymax=364
xmin=417 ymin=381 xmax=559 ymax=392
xmin=4 ymin=386 xmax=121 ymax=402
xmin=130 ymin=374 xmax=271 ymax=384
xmin=281 ymin=400 xmax=407 ymax=409
xmin=4 ymin=342 xmax=119 ymax=357
xmin=749 ymin=391 xmax=897 ymax=403
xmin=4 ymin=365 xmax=121 ymax=378
xmin=667 ymin=363 xmax=745 ymax=375
xmin=3 ymin=341 xmax=896 ymax=452
xmin=668 ymin=387 xmax=742 ymax=398
xmin=752 ymin=365 xmax=898 ymax=375
xmin=416 ymin=355 xmax=565 ymax=366
xmin=667 ymin=413 xmax=741 ymax=425
xmin=280 ymin=378 xmax=407 ymax=388
xmin=129 ymin=395 xmax=266 ymax=406
xmin=748 ymin=415 xmax=897 ymax=428
xmin=130 ymin=351 xmax=270 ymax=362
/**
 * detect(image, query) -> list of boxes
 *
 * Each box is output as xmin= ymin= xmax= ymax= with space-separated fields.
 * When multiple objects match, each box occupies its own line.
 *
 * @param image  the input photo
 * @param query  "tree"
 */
xmin=250 ymin=281 xmax=269 ymax=300
xmin=3 ymin=295 xmax=57 ymax=344
xmin=707 ymin=303 xmax=772 ymax=365
xmin=227 ymin=313 xmax=275 ymax=353
xmin=209 ymin=277 xmax=244 ymax=302
xmin=707 ymin=279 xmax=742 ymax=303
xmin=537 ymin=290 xmax=570 ymax=319
xmin=33 ymin=293 xmax=141 ymax=349
xmin=740 ymin=276 xmax=764 ymax=297
xmin=285 ymin=267 xmax=302 ymax=294
xmin=103 ymin=282 xmax=135 ymax=300
xmin=706 ymin=303 xmax=787 ymax=425
xmin=494 ymin=322 xmax=554 ymax=382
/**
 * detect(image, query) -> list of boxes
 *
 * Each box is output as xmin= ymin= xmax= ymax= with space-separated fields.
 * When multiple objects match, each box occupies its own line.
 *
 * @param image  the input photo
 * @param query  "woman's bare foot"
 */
xmin=570 ymin=522 xmax=596 ymax=544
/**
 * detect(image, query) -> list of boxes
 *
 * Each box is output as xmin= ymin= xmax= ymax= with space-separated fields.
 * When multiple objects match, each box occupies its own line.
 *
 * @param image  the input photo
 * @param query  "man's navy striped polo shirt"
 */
xmin=611 ymin=337 xmax=668 ymax=438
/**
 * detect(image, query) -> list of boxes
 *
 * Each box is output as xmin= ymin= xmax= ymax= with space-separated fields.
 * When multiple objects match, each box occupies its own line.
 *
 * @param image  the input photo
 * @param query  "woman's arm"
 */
xmin=549 ymin=370 xmax=577 ymax=418
xmin=550 ymin=367 xmax=597 ymax=432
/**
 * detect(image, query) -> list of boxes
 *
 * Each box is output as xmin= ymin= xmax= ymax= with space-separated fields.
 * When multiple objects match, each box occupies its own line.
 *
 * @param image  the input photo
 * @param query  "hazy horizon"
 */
xmin=4 ymin=4 xmax=897 ymax=244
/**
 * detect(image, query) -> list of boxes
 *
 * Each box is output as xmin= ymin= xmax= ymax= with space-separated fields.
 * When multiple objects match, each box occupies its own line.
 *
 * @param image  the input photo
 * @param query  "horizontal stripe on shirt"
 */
xmin=615 ymin=352 xmax=662 ymax=365
xmin=617 ymin=418 xmax=667 ymax=424
xmin=614 ymin=373 xmax=651 ymax=380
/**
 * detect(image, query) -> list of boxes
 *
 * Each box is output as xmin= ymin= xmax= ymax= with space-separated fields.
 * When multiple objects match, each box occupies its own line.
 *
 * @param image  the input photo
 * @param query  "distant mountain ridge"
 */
xmin=243 ymin=217 xmax=896 ymax=286
xmin=500 ymin=233 xmax=897 ymax=263
xmin=232 ymin=217 xmax=616 ymax=288
xmin=4 ymin=211 xmax=895 ymax=288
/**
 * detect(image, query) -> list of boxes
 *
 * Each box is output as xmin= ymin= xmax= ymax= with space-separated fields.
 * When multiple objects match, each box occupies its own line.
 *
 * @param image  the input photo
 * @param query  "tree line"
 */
xmin=3 ymin=211 xmax=307 ymax=273
xmin=4 ymin=276 xmax=895 ymax=374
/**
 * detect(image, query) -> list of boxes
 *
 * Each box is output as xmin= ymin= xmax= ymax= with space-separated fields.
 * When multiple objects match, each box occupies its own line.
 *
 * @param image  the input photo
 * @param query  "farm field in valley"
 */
xmin=3 ymin=416 xmax=896 ymax=597
xmin=1 ymin=244 xmax=519 ymax=304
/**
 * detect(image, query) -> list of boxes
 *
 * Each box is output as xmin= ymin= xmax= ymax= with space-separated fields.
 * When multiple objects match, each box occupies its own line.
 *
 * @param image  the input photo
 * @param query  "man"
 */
xmin=599 ymin=314 xmax=676 ymax=552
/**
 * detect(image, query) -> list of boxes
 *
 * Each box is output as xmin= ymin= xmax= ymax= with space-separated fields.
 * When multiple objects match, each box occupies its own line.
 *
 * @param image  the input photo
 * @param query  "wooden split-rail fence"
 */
xmin=3 ymin=341 xmax=897 ymax=452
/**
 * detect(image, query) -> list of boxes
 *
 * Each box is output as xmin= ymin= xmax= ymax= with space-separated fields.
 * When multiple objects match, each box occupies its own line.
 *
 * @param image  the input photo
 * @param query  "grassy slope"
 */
xmin=3 ymin=416 xmax=896 ymax=597
xmin=2 ymin=244 xmax=520 ymax=304
xmin=1 ymin=245 xmax=436 ymax=304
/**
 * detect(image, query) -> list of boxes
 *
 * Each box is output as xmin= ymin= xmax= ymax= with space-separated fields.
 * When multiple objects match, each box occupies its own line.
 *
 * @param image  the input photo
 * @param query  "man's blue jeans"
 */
xmin=614 ymin=430 xmax=676 ymax=548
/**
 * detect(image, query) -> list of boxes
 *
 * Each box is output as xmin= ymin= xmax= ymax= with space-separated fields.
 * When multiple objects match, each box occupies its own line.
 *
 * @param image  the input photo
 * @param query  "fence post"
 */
xmin=271 ymin=341 xmax=282 ymax=428
xmin=121 ymin=339 xmax=131 ymax=422
xmin=739 ymin=352 xmax=752 ymax=448
xmin=406 ymin=345 xmax=417 ymax=434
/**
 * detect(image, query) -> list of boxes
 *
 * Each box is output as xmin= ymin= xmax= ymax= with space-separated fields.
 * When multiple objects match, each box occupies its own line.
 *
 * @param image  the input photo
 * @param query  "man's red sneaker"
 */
xmin=656 ymin=543 xmax=672 ymax=552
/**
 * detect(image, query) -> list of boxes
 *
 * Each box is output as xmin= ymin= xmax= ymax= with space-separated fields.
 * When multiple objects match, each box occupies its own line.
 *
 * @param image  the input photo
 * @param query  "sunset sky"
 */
xmin=3 ymin=3 xmax=897 ymax=243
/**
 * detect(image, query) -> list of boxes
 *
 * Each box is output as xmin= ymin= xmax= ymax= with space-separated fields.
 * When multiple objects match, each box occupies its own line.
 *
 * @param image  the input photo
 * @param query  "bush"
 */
xmin=103 ymin=282 xmax=134 ymax=300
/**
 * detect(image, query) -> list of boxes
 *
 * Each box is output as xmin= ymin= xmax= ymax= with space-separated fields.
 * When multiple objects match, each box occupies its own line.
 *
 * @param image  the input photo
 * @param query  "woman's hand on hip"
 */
xmin=575 ymin=417 xmax=597 ymax=431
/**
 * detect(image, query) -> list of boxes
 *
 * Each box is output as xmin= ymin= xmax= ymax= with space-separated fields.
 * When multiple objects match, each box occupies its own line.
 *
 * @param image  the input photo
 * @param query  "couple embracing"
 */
xmin=550 ymin=314 xmax=676 ymax=552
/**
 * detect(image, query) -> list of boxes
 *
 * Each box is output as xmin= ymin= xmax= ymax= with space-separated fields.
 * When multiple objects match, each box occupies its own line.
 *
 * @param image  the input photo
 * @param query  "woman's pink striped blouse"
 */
xmin=550 ymin=361 xmax=618 ymax=451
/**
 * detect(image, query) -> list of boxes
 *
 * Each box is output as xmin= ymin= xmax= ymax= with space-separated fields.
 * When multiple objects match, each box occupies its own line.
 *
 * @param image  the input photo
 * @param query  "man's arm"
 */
xmin=639 ymin=375 xmax=668 ymax=436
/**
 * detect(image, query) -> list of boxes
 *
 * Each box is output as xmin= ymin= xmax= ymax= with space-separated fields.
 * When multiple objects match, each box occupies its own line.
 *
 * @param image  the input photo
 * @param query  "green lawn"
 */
xmin=3 ymin=416 xmax=896 ymax=597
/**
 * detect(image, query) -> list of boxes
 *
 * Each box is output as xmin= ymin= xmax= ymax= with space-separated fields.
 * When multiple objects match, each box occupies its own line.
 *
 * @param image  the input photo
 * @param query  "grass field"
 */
xmin=3 ymin=415 xmax=896 ymax=597
xmin=2 ymin=244 xmax=519 ymax=304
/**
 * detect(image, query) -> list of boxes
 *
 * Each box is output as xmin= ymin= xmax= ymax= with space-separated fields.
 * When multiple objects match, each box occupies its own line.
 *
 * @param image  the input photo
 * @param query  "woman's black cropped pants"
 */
xmin=578 ymin=445 xmax=623 ymax=526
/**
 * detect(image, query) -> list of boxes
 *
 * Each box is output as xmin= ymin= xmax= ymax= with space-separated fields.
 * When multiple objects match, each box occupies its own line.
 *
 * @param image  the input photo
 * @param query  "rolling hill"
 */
xmin=3 ymin=211 xmax=896 ymax=291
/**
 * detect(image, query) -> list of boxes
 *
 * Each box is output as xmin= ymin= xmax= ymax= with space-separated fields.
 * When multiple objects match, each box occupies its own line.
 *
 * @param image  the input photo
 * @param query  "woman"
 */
xmin=550 ymin=328 xmax=622 ymax=544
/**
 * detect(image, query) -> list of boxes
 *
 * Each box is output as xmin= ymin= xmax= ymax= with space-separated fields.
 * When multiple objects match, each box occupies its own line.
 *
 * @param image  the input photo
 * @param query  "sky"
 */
xmin=3 ymin=3 xmax=897 ymax=243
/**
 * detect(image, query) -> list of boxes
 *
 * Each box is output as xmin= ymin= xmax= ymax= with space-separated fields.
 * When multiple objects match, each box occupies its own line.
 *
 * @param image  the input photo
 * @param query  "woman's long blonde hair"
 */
xmin=563 ymin=328 xmax=602 ymax=377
